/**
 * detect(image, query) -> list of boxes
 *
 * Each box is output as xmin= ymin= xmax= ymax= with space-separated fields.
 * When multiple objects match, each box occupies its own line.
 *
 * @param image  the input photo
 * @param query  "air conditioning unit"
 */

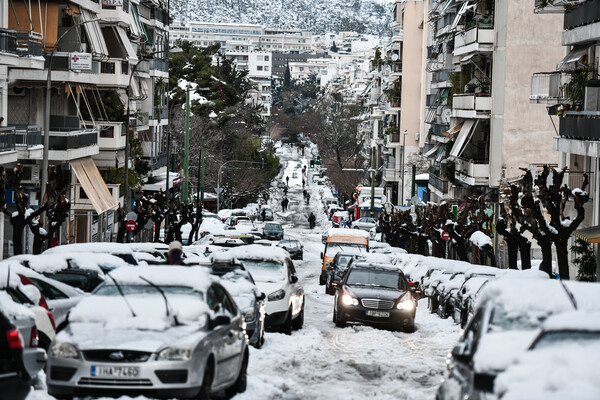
xmin=21 ymin=164 xmax=40 ymax=184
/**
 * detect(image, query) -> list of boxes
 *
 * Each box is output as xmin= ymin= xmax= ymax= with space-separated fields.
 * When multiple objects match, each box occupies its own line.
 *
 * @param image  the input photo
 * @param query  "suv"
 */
xmin=263 ymin=222 xmax=284 ymax=240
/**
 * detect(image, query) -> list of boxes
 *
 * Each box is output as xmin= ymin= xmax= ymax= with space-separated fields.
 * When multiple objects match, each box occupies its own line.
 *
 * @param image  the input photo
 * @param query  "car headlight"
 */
xmin=157 ymin=347 xmax=192 ymax=361
xmin=50 ymin=342 xmax=80 ymax=359
xmin=267 ymin=289 xmax=286 ymax=301
xmin=341 ymin=294 xmax=358 ymax=306
xmin=397 ymin=298 xmax=415 ymax=311
xmin=243 ymin=309 xmax=255 ymax=322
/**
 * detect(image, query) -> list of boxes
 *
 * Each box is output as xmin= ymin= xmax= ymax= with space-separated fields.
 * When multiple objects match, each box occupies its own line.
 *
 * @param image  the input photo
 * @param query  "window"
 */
xmin=264 ymin=55 xmax=269 ymax=61
xmin=264 ymin=66 xmax=269 ymax=71
xmin=101 ymin=62 xmax=115 ymax=74
xmin=257 ymin=66 xmax=263 ymax=71
xmin=257 ymin=55 xmax=263 ymax=61
xmin=100 ymin=126 xmax=114 ymax=138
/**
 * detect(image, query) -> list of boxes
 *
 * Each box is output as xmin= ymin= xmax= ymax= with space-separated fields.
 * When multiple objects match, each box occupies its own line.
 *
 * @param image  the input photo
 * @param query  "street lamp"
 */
xmin=42 ymin=18 xmax=106 ymax=203
xmin=195 ymin=111 xmax=217 ymax=213
xmin=216 ymin=160 xmax=263 ymax=211
xmin=400 ymin=129 xmax=408 ymax=206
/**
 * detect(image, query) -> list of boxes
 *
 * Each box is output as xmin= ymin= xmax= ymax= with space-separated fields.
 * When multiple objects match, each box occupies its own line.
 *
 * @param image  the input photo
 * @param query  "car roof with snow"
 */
xmin=223 ymin=244 xmax=290 ymax=264
xmin=539 ymin=310 xmax=600 ymax=333
xmin=43 ymin=242 xmax=135 ymax=255
xmin=106 ymin=265 xmax=215 ymax=293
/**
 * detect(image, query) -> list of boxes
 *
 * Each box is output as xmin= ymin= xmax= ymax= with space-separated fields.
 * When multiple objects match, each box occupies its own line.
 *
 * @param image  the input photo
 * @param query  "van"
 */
xmin=319 ymin=228 xmax=369 ymax=285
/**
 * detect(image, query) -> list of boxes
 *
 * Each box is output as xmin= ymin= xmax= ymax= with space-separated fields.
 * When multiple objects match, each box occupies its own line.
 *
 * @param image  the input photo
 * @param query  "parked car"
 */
xmin=324 ymin=252 xmax=360 ymax=295
xmin=331 ymin=211 xmax=349 ymax=227
xmin=277 ymin=239 xmax=304 ymax=260
xmin=263 ymin=222 xmax=284 ymax=240
xmin=227 ymin=245 xmax=304 ymax=335
xmin=0 ymin=306 xmax=47 ymax=400
xmin=333 ymin=262 xmax=416 ymax=332
xmin=207 ymin=256 xmax=266 ymax=348
xmin=47 ymin=266 xmax=249 ymax=399
xmin=437 ymin=279 xmax=600 ymax=400
xmin=351 ymin=217 xmax=378 ymax=231
xmin=43 ymin=243 xmax=139 ymax=266
xmin=320 ymin=228 xmax=369 ymax=285
xmin=262 ymin=208 xmax=274 ymax=221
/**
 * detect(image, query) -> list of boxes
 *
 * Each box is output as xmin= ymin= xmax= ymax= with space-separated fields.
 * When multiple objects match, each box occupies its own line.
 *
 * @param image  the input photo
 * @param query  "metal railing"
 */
xmin=0 ymin=127 xmax=16 ymax=152
xmin=429 ymin=173 xmax=449 ymax=193
xmin=151 ymin=58 xmax=169 ymax=72
xmin=15 ymin=125 xmax=43 ymax=147
xmin=0 ymin=28 xmax=17 ymax=54
xmin=530 ymin=72 xmax=569 ymax=103
xmin=564 ymin=0 xmax=600 ymax=30
xmin=48 ymin=130 xmax=98 ymax=150
xmin=0 ymin=29 xmax=42 ymax=57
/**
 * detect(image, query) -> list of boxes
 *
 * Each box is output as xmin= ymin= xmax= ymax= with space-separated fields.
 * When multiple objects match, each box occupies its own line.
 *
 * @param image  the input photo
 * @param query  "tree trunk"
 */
xmin=32 ymin=236 xmax=44 ymax=255
xmin=453 ymin=238 xmax=469 ymax=262
xmin=11 ymin=221 xmax=25 ymax=255
xmin=555 ymin=238 xmax=571 ymax=280
xmin=153 ymin=217 xmax=164 ymax=242
xmin=517 ymin=238 xmax=531 ymax=270
xmin=505 ymin=240 xmax=519 ymax=269
xmin=117 ymin=222 xmax=127 ymax=243
xmin=538 ymin=240 xmax=553 ymax=277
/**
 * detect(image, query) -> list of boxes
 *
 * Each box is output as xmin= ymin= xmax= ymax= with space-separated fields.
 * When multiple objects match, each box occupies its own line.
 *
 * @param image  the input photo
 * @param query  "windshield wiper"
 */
xmin=139 ymin=276 xmax=179 ymax=325
xmin=107 ymin=274 xmax=137 ymax=317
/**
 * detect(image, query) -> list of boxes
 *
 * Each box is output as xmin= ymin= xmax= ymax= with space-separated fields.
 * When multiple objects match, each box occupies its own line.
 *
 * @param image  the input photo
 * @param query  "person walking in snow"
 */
xmin=305 ymin=192 xmax=311 ymax=205
xmin=302 ymin=178 xmax=305 ymax=187
xmin=261 ymin=208 xmax=266 ymax=222
xmin=283 ymin=197 xmax=289 ymax=211
xmin=308 ymin=213 xmax=316 ymax=229
xmin=286 ymin=176 xmax=289 ymax=186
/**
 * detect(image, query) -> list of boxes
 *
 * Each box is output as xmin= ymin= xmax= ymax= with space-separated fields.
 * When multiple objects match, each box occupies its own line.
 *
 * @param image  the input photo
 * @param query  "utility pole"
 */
xmin=370 ymin=146 xmax=376 ymax=217
xmin=182 ymin=88 xmax=190 ymax=202
xmin=400 ymin=129 xmax=408 ymax=206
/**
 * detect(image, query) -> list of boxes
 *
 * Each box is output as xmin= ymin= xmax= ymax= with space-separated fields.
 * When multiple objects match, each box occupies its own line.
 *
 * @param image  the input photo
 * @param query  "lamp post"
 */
xmin=195 ymin=112 xmax=217 ymax=212
xmin=400 ymin=129 xmax=408 ymax=206
xmin=43 ymin=18 xmax=105 ymax=204
xmin=216 ymin=160 xmax=263 ymax=211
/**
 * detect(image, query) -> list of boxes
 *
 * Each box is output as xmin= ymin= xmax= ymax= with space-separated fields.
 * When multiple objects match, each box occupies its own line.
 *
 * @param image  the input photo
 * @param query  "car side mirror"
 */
xmin=451 ymin=342 xmax=469 ymax=360
xmin=473 ymin=373 xmax=495 ymax=393
xmin=290 ymin=275 xmax=298 ymax=284
xmin=257 ymin=292 xmax=266 ymax=301
xmin=210 ymin=315 xmax=231 ymax=329
xmin=320 ymin=252 xmax=324 ymax=259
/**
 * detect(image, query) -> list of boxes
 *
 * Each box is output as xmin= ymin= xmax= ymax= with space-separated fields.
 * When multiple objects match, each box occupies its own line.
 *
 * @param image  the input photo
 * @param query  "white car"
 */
xmin=226 ymin=245 xmax=304 ymax=335
xmin=351 ymin=217 xmax=378 ymax=231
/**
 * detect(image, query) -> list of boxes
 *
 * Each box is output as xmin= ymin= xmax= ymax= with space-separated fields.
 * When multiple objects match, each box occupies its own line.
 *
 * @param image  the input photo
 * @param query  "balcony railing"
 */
xmin=0 ymin=29 xmax=42 ymax=57
xmin=429 ymin=173 xmax=449 ymax=193
xmin=149 ymin=153 xmax=168 ymax=170
xmin=49 ymin=130 xmax=98 ymax=150
xmin=452 ymin=94 xmax=492 ymax=111
xmin=564 ymin=0 xmax=600 ymax=30
xmin=454 ymin=27 xmax=494 ymax=54
xmin=454 ymin=157 xmax=490 ymax=186
xmin=530 ymin=72 xmax=570 ymax=103
xmin=15 ymin=125 xmax=42 ymax=147
xmin=559 ymin=111 xmax=600 ymax=140
xmin=568 ymin=171 xmax=594 ymax=191
xmin=0 ymin=127 xmax=16 ymax=152
xmin=137 ymin=60 xmax=150 ymax=73
xmin=151 ymin=58 xmax=169 ymax=72
xmin=131 ymin=111 xmax=150 ymax=126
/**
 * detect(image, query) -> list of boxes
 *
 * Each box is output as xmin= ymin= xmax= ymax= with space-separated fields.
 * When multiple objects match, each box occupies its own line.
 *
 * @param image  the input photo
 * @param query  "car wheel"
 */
xmin=226 ymin=349 xmax=248 ymax=397
xmin=354 ymin=226 xmax=359 ymax=229
xmin=280 ymin=307 xmax=293 ymax=335
xmin=403 ymin=319 xmax=415 ymax=333
xmin=292 ymin=303 xmax=304 ymax=330
xmin=197 ymin=358 xmax=214 ymax=400
xmin=334 ymin=302 xmax=346 ymax=328
xmin=319 ymin=274 xmax=326 ymax=285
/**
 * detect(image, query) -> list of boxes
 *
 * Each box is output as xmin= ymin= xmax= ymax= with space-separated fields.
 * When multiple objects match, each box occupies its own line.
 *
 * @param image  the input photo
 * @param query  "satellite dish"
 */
xmin=391 ymin=53 xmax=399 ymax=61
xmin=441 ymin=108 xmax=452 ymax=124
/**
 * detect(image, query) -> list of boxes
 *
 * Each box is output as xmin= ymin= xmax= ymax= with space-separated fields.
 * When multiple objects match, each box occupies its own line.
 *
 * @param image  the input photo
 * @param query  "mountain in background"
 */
xmin=170 ymin=0 xmax=393 ymax=36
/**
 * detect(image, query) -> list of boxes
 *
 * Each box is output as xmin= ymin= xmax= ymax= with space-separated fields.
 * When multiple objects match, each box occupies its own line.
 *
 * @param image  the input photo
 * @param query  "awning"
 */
xmin=131 ymin=4 xmax=145 ymax=37
xmin=435 ymin=143 xmax=447 ymax=163
xmin=80 ymin=8 xmax=109 ymax=58
xmin=450 ymin=1 xmax=475 ymax=31
xmin=557 ymin=44 xmax=593 ymax=71
xmin=424 ymin=143 xmax=441 ymax=158
xmin=460 ymin=53 xmax=477 ymax=64
xmin=9 ymin=1 xmax=58 ymax=50
xmin=142 ymin=24 xmax=153 ymax=46
xmin=442 ymin=121 xmax=464 ymax=139
xmin=573 ymin=226 xmax=600 ymax=243
xmin=71 ymin=157 xmax=118 ymax=214
xmin=115 ymin=26 xmax=138 ymax=61
xmin=449 ymin=119 xmax=478 ymax=158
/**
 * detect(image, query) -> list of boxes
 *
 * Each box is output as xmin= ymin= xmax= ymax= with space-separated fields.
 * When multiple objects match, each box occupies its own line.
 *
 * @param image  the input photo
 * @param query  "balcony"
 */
xmin=429 ymin=173 xmax=449 ymax=194
xmin=564 ymin=0 xmax=600 ymax=31
xmin=454 ymin=157 xmax=490 ymax=186
xmin=452 ymin=94 xmax=492 ymax=118
xmin=96 ymin=122 xmax=126 ymax=150
xmin=534 ymin=0 xmax=565 ymax=13
xmin=530 ymin=72 xmax=570 ymax=104
xmin=131 ymin=111 xmax=150 ymax=127
xmin=0 ymin=127 xmax=17 ymax=164
xmin=151 ymin=58 xmax=169 ymax=73
xmin=453 ymin=27 xmax=494 ymax=57
xmin=559 ymin=111 xmax=600 ymax=140
xmin=148 ymin=153 xmax=168 ymax=171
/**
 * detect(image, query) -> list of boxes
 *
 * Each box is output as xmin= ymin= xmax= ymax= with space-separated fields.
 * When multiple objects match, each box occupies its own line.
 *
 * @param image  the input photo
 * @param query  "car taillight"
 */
xmin=408 ymin=281 xmax=415 ymax=287
xmin=6 ymin=329 xmax=24 ymax=349
xmin=30 ymin=326 xmax=39 ymax=347
xmin=48 ymin=311 xmax=56 ymax=332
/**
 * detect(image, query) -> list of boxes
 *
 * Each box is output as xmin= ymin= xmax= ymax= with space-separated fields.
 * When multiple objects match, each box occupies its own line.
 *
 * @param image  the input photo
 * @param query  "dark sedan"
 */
xmin=263 ymin=223 xmax=284 ymax=240
xmin=325 ymin=252 xmax=359 ymax=295
xmin=277 ymin=239 xmax=303 ymax=260
xmin=333 ymin=262 xmax=416 ymax=332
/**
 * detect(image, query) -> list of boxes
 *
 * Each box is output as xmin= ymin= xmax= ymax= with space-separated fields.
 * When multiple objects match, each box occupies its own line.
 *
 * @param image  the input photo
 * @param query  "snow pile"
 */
xmin=224 ymin=244 xmax=290 ymax=264
xmin=469 ymin=231 xmax=492 ymax=249
xmin=69 ymin=253 xmax=130 ymax=271
xmin=460 ymin=276 xmax=490 ymax=299
xmin=219 ymin=271 xmax=259 ymax=297
xmin=0 ymin=290 xmax=34 ymax=319
xmin=473 ymin=330 xmax=539 ymax=372
xmin=43 ymin=242 xmax=135 ymax=255
xmin=0 ymin=262 xmax=38 ymax=319
xmin=542 ymin=310 xmax=600 ymax=332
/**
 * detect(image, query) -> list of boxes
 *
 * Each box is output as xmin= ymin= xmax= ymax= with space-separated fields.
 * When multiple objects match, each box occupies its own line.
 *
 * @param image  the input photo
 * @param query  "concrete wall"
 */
xmin=491 ymin=0 xmax=563 ymax=186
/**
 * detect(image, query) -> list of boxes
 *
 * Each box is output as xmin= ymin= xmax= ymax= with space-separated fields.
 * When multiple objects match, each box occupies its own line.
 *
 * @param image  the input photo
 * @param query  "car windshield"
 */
xmin=265 ymin=224 xmax=282 ymax=231
xmin=48 ymin=272 xmax=100 ymax=292
xmin=489 ymin=307 xmax=550 ymax=332
xmin=95 ymin=284 xmax=203 ymax=300
xmin=533 ymin=331 xmax=600 ymax=350
xmin=325 ymin=243 xmax=367 ymax=257
xmin=280 ymin=240 xmax=298 ymax=247
xmin=346 ymin=268 xmax=405 ymax=290
xmin=241 ymin=260 xmax=286 ymax=283
xmin=336 ymin=255 xmax=355 ymax=268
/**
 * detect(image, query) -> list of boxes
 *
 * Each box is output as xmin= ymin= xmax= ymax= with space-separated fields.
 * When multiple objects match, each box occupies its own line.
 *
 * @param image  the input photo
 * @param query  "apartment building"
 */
xmin=531 ymin=0 xmax=600 ymax=277
xmin=423 ymin=0 xmax=562 ymax=203
xmin=0 ymin=0 xmax=168 ymax=254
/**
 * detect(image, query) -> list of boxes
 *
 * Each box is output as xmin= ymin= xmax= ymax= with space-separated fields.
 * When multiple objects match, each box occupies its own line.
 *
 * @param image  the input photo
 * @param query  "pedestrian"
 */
xmin=286 ymin=176 xmax=289 ymax=186
xmin=303 ymin=189 xmax=307 ymax=199
xmin=302 ymin=178 xmax=305 ymax=187
xmin=306 ymin=192 xmax=311 ymax=205
xmin=308 ymin=212 xmax=316 ymax=229
xmin=261 ymin=208 xmax=266 ymax=222
xmin=283 ymin=197 xmax=289 ymax=211
xmin=167 ymin=240 xmax=184 ymax=265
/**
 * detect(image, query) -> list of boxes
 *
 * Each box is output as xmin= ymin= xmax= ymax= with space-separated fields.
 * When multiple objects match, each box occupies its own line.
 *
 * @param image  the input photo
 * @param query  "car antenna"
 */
xmin=138 ymin=276 xmax=178 ymax=324
xmin=558 ymin=279 xmax=578 ymax=310
xmin=106 ymin=273 xmax=137 ymax=317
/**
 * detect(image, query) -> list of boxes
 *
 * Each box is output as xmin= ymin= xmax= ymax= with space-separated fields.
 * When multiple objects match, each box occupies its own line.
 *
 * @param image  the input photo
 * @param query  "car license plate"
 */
xmin=366 ymin=310 xmax=390 ymax=318
xmin=91 ymin=366 xmax=140 ymax=378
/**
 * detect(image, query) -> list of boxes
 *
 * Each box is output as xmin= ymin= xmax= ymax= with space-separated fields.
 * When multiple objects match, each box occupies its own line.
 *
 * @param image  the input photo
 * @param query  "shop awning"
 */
xmin=557 ymin=44 xmax=593 ymax=71
xmin=115 ymin=26 xmax=138 ymax=61
xmin=573 ymin=226 xmax=600 ymax=243
xmin=424 ymin=143 xmax=441 ymax=158
xmin=449 ymin=119 xmax=478 ymax=159
xmin=80 ymin=8 xmax=109 ymax=57
xmin=71 ymin=157 xmax=118 ymax=215
xmin=442 ymin=121 xmax=464 ymax=139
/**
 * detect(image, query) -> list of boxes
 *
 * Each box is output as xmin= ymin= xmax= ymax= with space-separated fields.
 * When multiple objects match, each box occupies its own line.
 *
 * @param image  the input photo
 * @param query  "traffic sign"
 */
xmin=126 ymin=211 xmax=137 ymax=221
xmin=442 ymin=231 xmax=450 ymax=241
xmin=126 ymin=220 xmax=137 ymax=232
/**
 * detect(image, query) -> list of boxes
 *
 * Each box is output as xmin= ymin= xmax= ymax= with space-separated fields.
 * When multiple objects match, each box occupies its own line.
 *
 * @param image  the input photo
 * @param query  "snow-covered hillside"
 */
xmin=171 ymin=0 xmax=392 ymax=36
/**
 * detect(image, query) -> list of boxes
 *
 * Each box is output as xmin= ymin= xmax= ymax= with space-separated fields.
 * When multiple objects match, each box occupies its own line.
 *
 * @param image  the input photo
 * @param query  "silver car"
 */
xmin=351 ymin=217 xmax=378 ymax=231
xmin=46 ymin=266 xmax=249 ymax=399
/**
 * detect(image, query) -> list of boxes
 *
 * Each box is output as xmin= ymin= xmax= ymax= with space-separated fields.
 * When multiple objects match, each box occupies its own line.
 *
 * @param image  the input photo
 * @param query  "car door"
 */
xmin=287 ymin=260 xmax=303 ymax=315
xmin=206 ymin=285 xmax=229 ymax=387
xmin=213 ymin=284 xmax=244 ymax=383
xmin=29 ymin=278 xmax=78 ymax=327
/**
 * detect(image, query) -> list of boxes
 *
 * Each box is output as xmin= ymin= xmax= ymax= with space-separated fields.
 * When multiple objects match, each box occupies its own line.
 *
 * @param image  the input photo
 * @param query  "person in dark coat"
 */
xmin=308 ymin=213 xmax=316 ymax=229
xmin=167 ymin=241 xmax=184 ymax=265
xmin=261 ymin=208 xmax=266 ymax=222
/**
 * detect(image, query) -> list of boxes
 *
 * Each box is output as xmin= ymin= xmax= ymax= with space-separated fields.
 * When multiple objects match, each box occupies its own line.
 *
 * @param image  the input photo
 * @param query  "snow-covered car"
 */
xmin=47 ymin=266 xmax=249 ymax=399
xmin=42 ymin=243 xmax=139 ymax=266
xmin=331 ymin=211 xmax=349 ymax=227
xmin=277 ymin=239 xmax=303 ymax=260
xmin=452 ymin=276 xmax=491 ymax=328
xmin=351 ymin=217 xmax=377 ymax=231
xmin=437 ymin=279 xmax=600 ymax=400
xmin=208 ymin=256 xmax=266 ymax=348
xmin=0 ymin=306 xmax=46 ymax=400
xmin=226 ymin=245 xmax=304 ymax=335
xmin=333 ymin=262 xmax=416 ymax=332
xmin=494 ymin=311 xmax=600 ymax=399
